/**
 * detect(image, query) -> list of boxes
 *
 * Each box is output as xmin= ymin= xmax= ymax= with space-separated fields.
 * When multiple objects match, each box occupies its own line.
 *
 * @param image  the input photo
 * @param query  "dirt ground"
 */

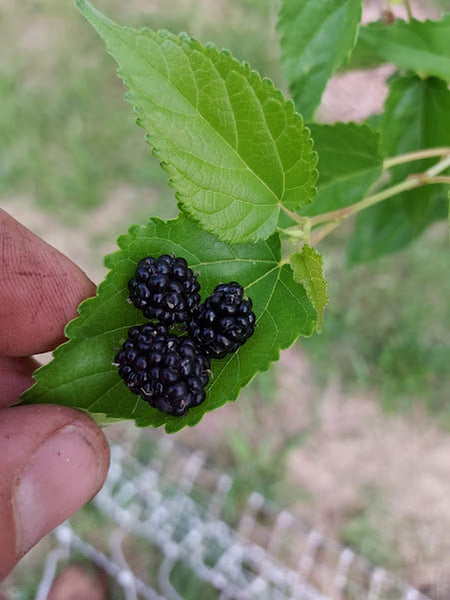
xmin=172 ymin=346 xmax=450 ymax=598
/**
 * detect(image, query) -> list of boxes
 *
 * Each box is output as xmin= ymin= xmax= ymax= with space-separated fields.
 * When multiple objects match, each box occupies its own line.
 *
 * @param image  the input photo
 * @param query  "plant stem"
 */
xmin=383 ymin=147 xmax=450 ymax=169
xmin=426 ymin=154 xmax=450 ymax=178
xmin=310 ymin=153 xmax=450 ymax=227
xmin=310 ymin=178 xmax=419 ymax=226
xmin=426 ymin=176 xmax=450 ymax=185
xmin=310 ymin=221 xmax=340 ymax=246
xmin=404 ymin=0 xmax=413 ymax=20
xmin=279 ymin=204 xmax=309 ymax=226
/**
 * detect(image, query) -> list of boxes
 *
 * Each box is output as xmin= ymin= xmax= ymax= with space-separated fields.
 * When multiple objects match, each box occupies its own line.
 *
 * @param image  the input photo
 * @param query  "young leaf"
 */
xmin=290 ymin=246 xmax=328 ymax=333
xmin=75 ymin=0 xmax=317 ymax=245
xmin=349 ymin=75 xmax=450 ymax=263
xmin=277 ymin=0 xmax=363 ymax=121
xmin=301 ymin=123 xmax=382 ymax=215
xmin=352 ymin=16 xmax=450 ymax=81
xmin=21 ymin=216 xmax=316 ymax=433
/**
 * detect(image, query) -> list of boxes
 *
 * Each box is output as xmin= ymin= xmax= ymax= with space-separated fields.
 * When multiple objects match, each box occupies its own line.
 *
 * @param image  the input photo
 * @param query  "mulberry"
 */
xmin=114 ymin=323 xmax=210 ymax=417
xmin=188 ymin=282 xmax=256 ymax=359
xmin=128 ymin=255 xmax=201 ymax=324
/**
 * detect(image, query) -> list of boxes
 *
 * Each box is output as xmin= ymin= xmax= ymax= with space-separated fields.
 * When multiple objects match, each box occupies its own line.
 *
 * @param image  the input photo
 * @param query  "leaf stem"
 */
xmin=310 ymin=153 xmax=450 ymax=228
xmin=279 ymin=204 xmax=309 ymax=226
xmin=310 ymin=221 xmax=340 ymax=246
xmin=426 ymin=154 xmax=450 ymax=178
xmin=404 ymin=0 xmax=413 ymax=20
xmin=278 ymin=149 xmax=449 ymax=250
xmin=426 ymin=176 xmax=450 ymax=185
xmin=383 ymin=147 xmax=450 ymax=170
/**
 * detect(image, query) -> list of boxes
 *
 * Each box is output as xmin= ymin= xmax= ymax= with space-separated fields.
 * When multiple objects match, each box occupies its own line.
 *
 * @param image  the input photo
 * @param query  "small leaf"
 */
xmin=290 ymin=246 xmax=328 ymax=333
xmin=301 ymin=122 xmax=382 ymax=216
xmin=21 ymin=216 xmax=316 ymax=432
xmin=349 ymin=74 xmax=450 ymax=263
xmin=352 ymin=16 xmax=450 ymax=81
xmin=75 ymin=0 xmax=317 ymax=244
xmin=277 ymin=0 xmax=363 ymax=121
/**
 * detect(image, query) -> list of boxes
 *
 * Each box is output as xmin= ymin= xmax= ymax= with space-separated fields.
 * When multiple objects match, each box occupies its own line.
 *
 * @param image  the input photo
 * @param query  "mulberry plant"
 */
xmin=19 ymin=0 xmax=450 ymax=432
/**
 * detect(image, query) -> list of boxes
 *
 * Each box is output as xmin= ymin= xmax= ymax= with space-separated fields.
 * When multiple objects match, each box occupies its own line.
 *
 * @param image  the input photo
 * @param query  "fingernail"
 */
xmin=13 ymin=424 xmax=104 ymax=555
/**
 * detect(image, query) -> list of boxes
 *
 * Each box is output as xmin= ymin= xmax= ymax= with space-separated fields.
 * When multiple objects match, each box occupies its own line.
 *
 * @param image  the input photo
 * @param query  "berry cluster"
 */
xmin=114 ymin=254 xmax=256 ymax=417
xmin=128 ymin=255 xmax=200 ymax=324
xmin=114 ymin=324 xmax=210 ymax=417
xmin=188 ymin=282 xmax=255 ymax=359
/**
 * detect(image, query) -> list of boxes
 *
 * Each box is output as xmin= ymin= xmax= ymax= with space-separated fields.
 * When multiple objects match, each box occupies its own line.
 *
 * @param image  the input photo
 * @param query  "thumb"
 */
xmin=0 ymin=405 xmax=110 ymax=581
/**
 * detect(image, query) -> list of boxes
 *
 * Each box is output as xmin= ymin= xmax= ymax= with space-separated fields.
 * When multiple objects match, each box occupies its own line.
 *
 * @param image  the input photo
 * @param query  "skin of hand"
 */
xmin=0 ymin=209 xmax=110 ymax=581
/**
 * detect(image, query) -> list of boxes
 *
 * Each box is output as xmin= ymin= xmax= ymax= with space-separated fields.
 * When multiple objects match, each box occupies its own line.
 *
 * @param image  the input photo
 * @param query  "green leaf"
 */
xmin=21 ymin=216 xmax=316 ymax=433
xmin=277 ymin=0 xmax=363 ymax=121
xmin=75 ymin=0 xmax=317 ymax=245
xmin=352 ymin=16 xmax=450 ymax=81
xmin=349 ymin=75 xmax=450 ymax=263
xmin=290 ymin=246 xmax=328 ymax=333
xmin=300 ymin=122 xmax=382 ymax=216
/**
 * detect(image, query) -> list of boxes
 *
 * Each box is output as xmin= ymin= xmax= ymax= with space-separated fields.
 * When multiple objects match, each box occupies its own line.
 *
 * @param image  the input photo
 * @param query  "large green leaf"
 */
xmin=21 ymin=216 xmax=316 ymax=433
xmin=351 ymin=16 xmax=450 ymax=81
xmin=301 ymin=122 xmax=382 ymax=216
xmin=277 ymin=0 xmax=363 ymax=121
xmin=75 ymin=0 xmax=317 ymax=244
xmin=349 ymin=75 xmax=450 ymax=263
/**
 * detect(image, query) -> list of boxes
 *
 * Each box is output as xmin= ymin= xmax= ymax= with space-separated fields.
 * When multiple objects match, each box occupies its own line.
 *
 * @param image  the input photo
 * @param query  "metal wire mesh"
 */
xmin=12 ymin=435 xmax=431 ymax=600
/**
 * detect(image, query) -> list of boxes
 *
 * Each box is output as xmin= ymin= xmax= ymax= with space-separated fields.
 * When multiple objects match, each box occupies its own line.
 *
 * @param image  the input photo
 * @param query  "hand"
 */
xmin=0 ymin=210 xmax=110 ymax=581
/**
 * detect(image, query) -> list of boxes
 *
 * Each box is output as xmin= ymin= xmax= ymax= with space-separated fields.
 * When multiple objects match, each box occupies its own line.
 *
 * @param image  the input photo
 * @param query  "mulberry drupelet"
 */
xmin=114 ymin=323 xmax=210 ymax=416
xmin=128 ymin=254 xmax=201 ymax=324
xmin=188 ymin=282 xmax=256 ymax=359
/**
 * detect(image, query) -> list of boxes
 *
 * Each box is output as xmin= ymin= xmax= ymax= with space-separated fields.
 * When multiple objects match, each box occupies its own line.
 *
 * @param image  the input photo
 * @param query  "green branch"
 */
xmin=310 ymin=153 xmax=450 ymax=227
xmin=404 ymin=0 xmax=413 ymax=20
xmin=280 ymin=151 xmax=450 ymax=249
xmin=383 ymin=147 xmax=450 ymax=170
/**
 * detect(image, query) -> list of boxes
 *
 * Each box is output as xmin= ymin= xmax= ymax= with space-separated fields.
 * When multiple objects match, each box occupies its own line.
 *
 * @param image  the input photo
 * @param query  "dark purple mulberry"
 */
xmin=128 ymin=255 xmax=201 ymax=324
xmin=114 ymin=323 xmax=210 ymax=417
xmin=187 ymin=282 xmax=256 ymax=359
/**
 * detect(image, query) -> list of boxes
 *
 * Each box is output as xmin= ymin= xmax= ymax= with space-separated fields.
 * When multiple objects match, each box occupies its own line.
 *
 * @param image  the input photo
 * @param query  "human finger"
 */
xmin=0 ymin=210 xmax=96 ymax=356
xmin=0 ymin=355 xmax=40 ymax=408
xmin=0 ymin=404 xmax=110 ymax=581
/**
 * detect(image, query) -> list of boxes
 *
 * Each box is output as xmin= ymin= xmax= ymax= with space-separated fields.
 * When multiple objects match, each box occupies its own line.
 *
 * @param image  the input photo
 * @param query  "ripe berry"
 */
xmin=128 ymin=255 xmax=201 ymax=324
xmin=114 ymin=323 xmax=210 ymax=417
xmin=187 ymin=282 xmax=256 ymax=359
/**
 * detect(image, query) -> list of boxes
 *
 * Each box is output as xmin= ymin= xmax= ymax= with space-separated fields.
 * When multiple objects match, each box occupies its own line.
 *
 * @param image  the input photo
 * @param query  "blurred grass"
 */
xmin=302 ymin=221 xmax=450 ymax=427
xmin=0 ymin=0 xmax=280 ymax=223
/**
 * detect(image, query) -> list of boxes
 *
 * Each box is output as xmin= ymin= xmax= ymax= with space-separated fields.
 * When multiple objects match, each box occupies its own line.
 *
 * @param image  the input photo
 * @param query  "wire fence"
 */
xmin=10 ymin=434 xmax=431 ymax=600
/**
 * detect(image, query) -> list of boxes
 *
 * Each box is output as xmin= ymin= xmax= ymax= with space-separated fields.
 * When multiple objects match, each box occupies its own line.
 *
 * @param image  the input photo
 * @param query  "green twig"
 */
xmin=310 ymin=221 xmax=340 ymax=246
xmin=404 ymin=0 xmax=413 ymax=20
xmin=383 ymin=147 xmax=450 ymax=170
xmin=279 ymin=204 xmax=309 ymax=226
xmin=310 ymin=153 xmax=450 ymax=227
